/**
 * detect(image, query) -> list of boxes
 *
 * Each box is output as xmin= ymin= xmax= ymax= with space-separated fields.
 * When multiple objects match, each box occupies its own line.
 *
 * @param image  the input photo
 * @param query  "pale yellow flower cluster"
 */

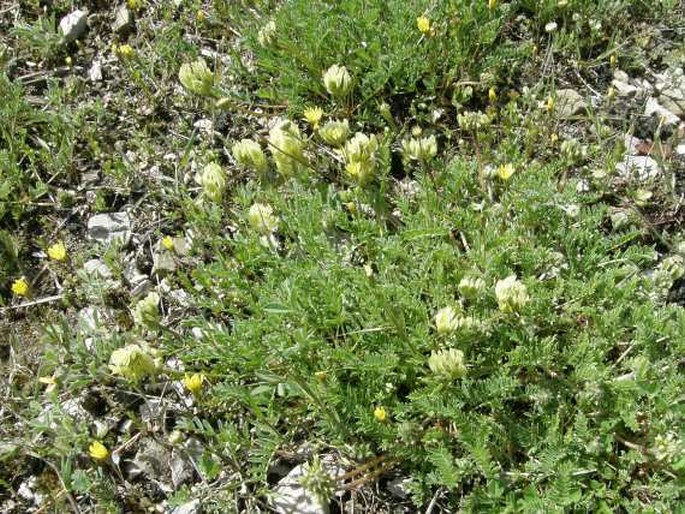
xmin=268 ymin=120 xmax=307 ymax=176
xmin=428 ymin=349 xmax=467 ymax=379
xmin=342 ymin=132 xmax=379 ymax=185
xmin=494 ymin=275 xmax=529 ymax=313
xmin=195 ymin=162 xmax=227 ymax=202
xmin=322 ymin=65 xmax=352 ymax=98
xmin=178 ymin=58 xmax=214 ymax=97
xmin=109 ymin=343 xmax=159 ymax=381
xmin=232 ymin=139 xmax=269 ymax=175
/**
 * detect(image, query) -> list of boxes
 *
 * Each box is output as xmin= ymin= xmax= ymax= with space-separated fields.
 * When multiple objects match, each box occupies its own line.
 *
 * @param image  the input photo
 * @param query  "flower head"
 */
xmin=488 ymin=87 xmax=497 ymax=103
xmin=373 ymin=406 xmax=388 ymax=422
xmin=47 ymin=241 xmax=67 ymax=261
xmin=323 ymin=64 xmax=352 ymax=98
xmin=179 ymin=58 xmax=214 ymax=97
xmin=248 ymin=203 xmax=279 ymax=234
xmin=115 ymin=44 xmax=135 ymax=59
xmin=434 ymin=306 xmax=459 ymax=334
xmin=458 ymin=276 xmax=486 ymax=300
xmin=232 ymin=139 xmax=269 ymax=175
xmin=162 ymin=235 xmax=175 ymax=251
xmin=457 ymin=110 xmax=490 ymax=131
xmin=195 ymin=162 xmax=227 ymax=202
xmin=182 ymin=373 xmax=205 ymax=395
xmin=268 ymin=120 xmax=306 ymax=176
xmin=132 ymin=291 xmax=160 ymax=328
xmin=108 ymin=343 xmax=158 ymax=382
xmin=495 ymin=275 xmax=529 ymax=313
xmin=340 ymin=132 xmax=379 ymax=185
xmin=89 ymin=441 xmax=110 ymax=461
xmin=428 ymin=348 xmax=467 ymax=379
xmin=417 ymin=15 xmax=432 ymax=35
xmin=401 ymin=135 xmax=437 ymax=163
xmin=497 ymin=163 xmax=516 ymax=181
xmin=303 ymin=106 xmax=324 ymax=129
xmin=258 ymin=20 xmax=277 ymax=47
xmin=11 ymin=277 xmax=29 ymax=297
xmin=319 ymin=119 xmax=350 ymax=147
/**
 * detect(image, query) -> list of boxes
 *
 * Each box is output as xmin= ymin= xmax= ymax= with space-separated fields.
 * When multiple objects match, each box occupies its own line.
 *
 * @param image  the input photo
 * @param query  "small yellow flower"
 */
xmin=11 ymin=277 xmax=29 ymax=297
xmin=609 ymin=53 xmax=617 ymax=68
xmin=497 ymin=163 xmax=516 ymax=181
xmin=488 ymin=0 xmax=497 ymax=10
xmin=417 ymin=15 xmax=431 ymax=35
xmin=303 ymin=106 xmax=324 ymax=129
xmin=488 ymin=86 xmax=497 ymax=103
xmin=47 ymin=241 xmax=67 ymax=261
xmin=373 ymin=406 xmax=388 ymax=422
xmin=545 ymin=96 xmax=555 ymax=112
xmin=116 ymin=44 xmax=134 ymax=59
xmin=65 ymin=56 xmax=72 ymax=66
xmin=182 ymin=373 xmax=205 ymax=395
xmin=196 ymin=9 xmax=205 ymax=21
xmin=127 ymin=0 xmax=145 ymax=10
xmin=162 ymin=236 xmax=175 ymax=251
xmin=39 ymin=375 xmax=59 ymax=393
xmin=314 ymin=370 xmax=328 ymax=381
xmin=89 ymin=441 xmax=110 ymax=461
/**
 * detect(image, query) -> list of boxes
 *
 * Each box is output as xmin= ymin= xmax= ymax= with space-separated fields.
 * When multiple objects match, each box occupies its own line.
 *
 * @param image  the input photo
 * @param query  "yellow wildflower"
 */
xmin=488 ymin=86 xmax=497 ymax=103
xmin=162 ymin=236 xmax=174 ymax=251
xmin=417 ymin=15 xmax=431 ymax=35
xmin=11 ymin=277 xmax=29 ymax=297
xmin=127 ymin=0 xmax=145 ymax=10
xmin=303 ymin=106 xmax=324 ymax=129
xmin=373 ymin=406 xmax=388 ymax=422
xmin=89 ymin=441 xmax=110 ymax=461
xmin=497 ymin=163 xmax=516 ymax=181
xmin=182 ymin=373 xmax=205 ymax=395
xmin=488 ymin=0 xmax=497 ymax=10
xmin=47 ymin=241 xmax=67 ymax=261
xmin=116 ymin=44 xmax=134 ymax=59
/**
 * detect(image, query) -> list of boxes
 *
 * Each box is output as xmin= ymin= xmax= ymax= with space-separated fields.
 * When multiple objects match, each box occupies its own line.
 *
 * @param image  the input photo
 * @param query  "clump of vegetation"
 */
xmin=1 ymin=0 xmax=684 ymax=512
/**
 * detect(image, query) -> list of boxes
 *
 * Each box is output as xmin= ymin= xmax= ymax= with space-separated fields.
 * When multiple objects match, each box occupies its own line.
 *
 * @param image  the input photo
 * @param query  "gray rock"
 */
xmin=170 ymin=499 xmax=202 ymax=514
xmin=611 ymin=70 xmax=638 ymax=97
xmin=78 ymin=306 xmax=115 ymax=333
xmin=623 ymin=133 xmax=643 ymax=155
xmin=88 ymin=212 xmax=132 ymax=244
xmin=654 ymin=67 xmax=685 ymax=116
xmin=387 ymin=477 xmax=412 ymax=499
xmin=83 ymin=258 xmax=113 ymax=278
xmin=645 ymin=97 xmax=680 ymax=126
xmin=556 ymin=88 xmax=587 ymax=118
xmin=132 ymin=438 xmax=171 ymax=479
xmin=272 ymin=463 xmax=329 ymax=514
xmin=272 ymin=456 xmax=345 ymax=514
xmin=112 ymin=4 xmax=133 ymax=34
xmin=170 ymin=449 xmax=194 ymax=489
xmin=88 ymin=60 xmax=103 ymax=82
xmin=615 ymin=155 xmax=662 ymax=182
xmin=59 ymin=10 xmax=88 ymax=43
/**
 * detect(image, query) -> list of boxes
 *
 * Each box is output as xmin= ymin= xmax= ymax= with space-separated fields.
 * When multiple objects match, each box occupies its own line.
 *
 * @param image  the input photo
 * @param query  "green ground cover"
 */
xmin=1 ymin=0 xmax=684 ymax=511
